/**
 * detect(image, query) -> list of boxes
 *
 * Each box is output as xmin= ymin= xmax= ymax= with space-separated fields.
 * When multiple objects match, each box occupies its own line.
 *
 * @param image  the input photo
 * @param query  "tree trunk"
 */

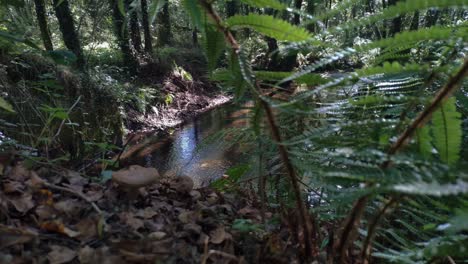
xmin=33 ymin=0 xmax=53 ymax=51
xmin=157 ymin=2 xmax=171 ymax=47
xmin=424 ymin=9 xmax=440 ymax=27
xmin=126 ymin=0 xmax=142 ymax=53
xmin=292 ymin=0 xmax=302 ymax=25
xmin=226 ymin=0 xmax=238 ymax=18
xmin=410 ymin=11 xmax=419 ymax=31
xmin=388 ymin=0 xmax=401 ymax=36
xmin=192 ymin=27 xmax=198 ymax=45
xmin=52 ymin=0 xmax=85 ymax=69
xmin=306 ymin=0 xmax=315 ymax=33
xmin=109 ymin=0 xmax=137 ymax=72
xmin=141 ymin=0 xmax=153 ymax=53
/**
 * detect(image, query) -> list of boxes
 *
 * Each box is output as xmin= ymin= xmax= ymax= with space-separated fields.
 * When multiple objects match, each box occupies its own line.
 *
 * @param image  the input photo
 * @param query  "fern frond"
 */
xmin=431 ymin=97 xmax=462 ymax=165
xmin=226 ymin=14 xmax=312 ymax=42
xmin=238 ymin=0 xmax=286 ymax=10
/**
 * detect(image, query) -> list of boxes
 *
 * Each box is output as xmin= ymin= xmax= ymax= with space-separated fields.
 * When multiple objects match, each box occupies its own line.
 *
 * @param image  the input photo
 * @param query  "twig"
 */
xmin=43 ymin=181 xmax=102 ymax=215
xmin=52 ymin=96 xmax=82 ymax=143
xmin=201 ymin=250 xmax=240 ymax=264
xmin=197 ymin=0 xmax=317 ymax=259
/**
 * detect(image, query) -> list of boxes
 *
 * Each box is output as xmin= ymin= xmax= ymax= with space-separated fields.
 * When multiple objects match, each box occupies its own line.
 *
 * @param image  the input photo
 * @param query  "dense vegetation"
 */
xmin=0 ymin=0 xmax=467 ymax=263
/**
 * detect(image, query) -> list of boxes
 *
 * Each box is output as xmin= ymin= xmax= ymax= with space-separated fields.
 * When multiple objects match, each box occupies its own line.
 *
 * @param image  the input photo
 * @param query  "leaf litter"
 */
xmin=1 ymin=162 xmax=303 ymax=263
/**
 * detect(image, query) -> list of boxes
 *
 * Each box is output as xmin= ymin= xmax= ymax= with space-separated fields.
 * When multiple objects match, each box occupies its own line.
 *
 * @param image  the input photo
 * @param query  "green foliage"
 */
xmin=238 ymin=0 xmax=286 ymax=10
xmin=431 ymin=98 xmax=462 ymax=165
xmin=226 ymin=14 xmax=312 ymax=42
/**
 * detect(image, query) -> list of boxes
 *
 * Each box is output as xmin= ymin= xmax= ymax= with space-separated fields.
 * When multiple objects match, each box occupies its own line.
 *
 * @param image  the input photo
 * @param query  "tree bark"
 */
xmin=109 ymin=0 xmax=137 ymax=72
xmin=52 ymin=0 xmax=85 ymax=69
xmin=410 ymin=11 xmax=419 ymax=31
xmin=141 ymin=0 xmax=153 ymax=53
xmin=388 ymin=0 xmax=401 ymax=37
xmin=33 ymin=0 xmax=53 ymax=51
xmin=157 ymin=1 xmax=171 ymax=46
xmin=424 ymin=9 xmax=440 ymax=27
xmin=306 ymin=0 xmax=315 ymax=33
xmin=292 ymin=0 xmax=302 ymax=25
xmin=126 ymin=0 xmax=142 ymax=53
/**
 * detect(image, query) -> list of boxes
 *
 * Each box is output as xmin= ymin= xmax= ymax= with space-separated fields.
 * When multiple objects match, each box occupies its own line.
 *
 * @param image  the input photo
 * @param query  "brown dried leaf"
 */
xmin=75 ymin=218 xmax=98 ymax=241
xmin=119 ymin=212 xmax=144 ymax=230
xmin=9 ymin=193 xmax=35 ymax=213
xmin=0 ymin=224 xmax=38 ymax=249
xmin=209 ymin=226 xmax=226 ymax=244
xmin=2 ymin=181 xmax=23 ymax=193
xmin=47 ymin=245 xmax=77 ymax=264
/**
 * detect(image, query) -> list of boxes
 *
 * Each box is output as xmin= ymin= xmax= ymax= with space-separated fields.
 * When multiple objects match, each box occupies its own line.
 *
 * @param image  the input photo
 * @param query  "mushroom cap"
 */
xmin=112 ymin=165 xmax=160 ymax=189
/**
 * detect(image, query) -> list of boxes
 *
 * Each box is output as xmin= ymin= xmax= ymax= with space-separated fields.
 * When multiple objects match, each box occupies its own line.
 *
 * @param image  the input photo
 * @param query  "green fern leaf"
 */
xmin=226 ymin=14 xmax=312 ymax=42
xmin=239 ymin=0 xmax=286 ymax=10
xmin=202 ymin=24 xmax=226 ymax=71
xmin=431 ymin=98 xmax=462 ymax=165
xmin=0 ymin=97 xmax=15 ymax=113
xmin=416 ymin=126 xmax=432 ymax=159
xmin=182 ymin=0 xmax=203 ymax=30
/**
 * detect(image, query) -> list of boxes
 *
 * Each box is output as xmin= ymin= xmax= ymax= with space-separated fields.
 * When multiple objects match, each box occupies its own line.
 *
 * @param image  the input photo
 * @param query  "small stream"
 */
xmin=126 ymin=103 xmax=251 ymax=187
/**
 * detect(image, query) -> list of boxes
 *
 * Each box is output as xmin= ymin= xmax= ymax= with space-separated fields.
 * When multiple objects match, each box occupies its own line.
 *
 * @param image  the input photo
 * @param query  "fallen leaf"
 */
xmin=148 ymin=231 xmax=166 ymax=240
xmin=75 ymin=218 xmax=97 ymax=241
xmin=209 ymin=226 xmax=226 ymax=244
xmin=8 ymin=193 xmax=35 ymax=213
xmin=0 ymin=224 xmax=37 ymax=249
xmin=2 ymin=181 xmax=24 ymax=193
xmin=54 ymin=199 xmax=84 ymax=218
xmin=119 ymin=212 xmax=144 ymax=230
xmin=40 ymin=220 xmax=80 ymax=238
xmin=135 ymin=207 xmax=158 ymax=219
xmin=47 ymin=245 xmax=77 ymax=264
xmin=35 ymin=205 xmax=57 ymax=221
xmin=78 ymin=246 xmax=95 ymax=264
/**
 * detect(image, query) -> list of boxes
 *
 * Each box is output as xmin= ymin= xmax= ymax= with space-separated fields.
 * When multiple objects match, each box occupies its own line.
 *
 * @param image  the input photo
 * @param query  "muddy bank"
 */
xmin=125 ymin=69 xmax=232 ymax=133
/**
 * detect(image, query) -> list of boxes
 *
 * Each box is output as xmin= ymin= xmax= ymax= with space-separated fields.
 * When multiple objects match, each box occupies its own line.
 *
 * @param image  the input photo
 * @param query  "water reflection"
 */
xmin=145 ymin=104 xmax=250 ymax=187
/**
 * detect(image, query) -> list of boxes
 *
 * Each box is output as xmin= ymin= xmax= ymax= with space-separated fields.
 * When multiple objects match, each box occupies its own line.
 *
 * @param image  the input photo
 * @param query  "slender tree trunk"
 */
xmin=33 ymin=0 xmax=53 ymax=51
xmin=192 ymin=27 xmax=198 ymax=45
xmin=126 ymin=0 xmax=142 ymax=53
xmin=226 ymin=0 xmax=238 ymax=17
xmin=388 ymin=0 xmax=401 ymax=36
xmin=306 ymin=0 xmax=315 ymax=33
xmin=52 ymin=0 xmax=85 ymax=69
xmin=292 ymin=0 xmax=303 ymax=25
xmin=157 ymin=2 xmax=171 ymax=46
xmin=424 ymin=9 xmax=440 ymax=27
xmin=141 ymin=0 xmax=153 ymax=53
xmin=410 ymin=11 xmax=419 ymax=31
xmin=109 ymin=0 xmax=137 ymax=72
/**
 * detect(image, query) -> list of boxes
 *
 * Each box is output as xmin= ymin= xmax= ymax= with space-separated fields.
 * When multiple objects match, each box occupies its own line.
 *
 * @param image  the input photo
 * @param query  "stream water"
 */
xmin=126 ymin=103 xmax=250 ymax=187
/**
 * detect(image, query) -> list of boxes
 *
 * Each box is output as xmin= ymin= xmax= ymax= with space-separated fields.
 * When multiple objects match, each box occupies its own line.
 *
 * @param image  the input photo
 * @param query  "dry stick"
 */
xmin=43 ymin=181 xmax=102 ymax=215
xmin=197 ymin=0 xmax=316 ymax=259
xmin=336 ymin=58 xmax=468 ymax=263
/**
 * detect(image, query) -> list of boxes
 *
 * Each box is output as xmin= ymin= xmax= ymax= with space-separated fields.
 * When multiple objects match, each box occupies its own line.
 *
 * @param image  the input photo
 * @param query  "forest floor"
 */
xmin=0 ymin=163 xmax=301 ymax=264
xmin=126 ymin=70 xmax=232 ymax=133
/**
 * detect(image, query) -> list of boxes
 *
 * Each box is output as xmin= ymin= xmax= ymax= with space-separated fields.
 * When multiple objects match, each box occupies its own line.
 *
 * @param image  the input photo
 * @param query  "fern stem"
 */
xmin=361 ymin=197 xmax=401 ymax=263
xmin=197 ymin=0 xmax=317 ymax=260
xmin=387 ymin=58 xmax=468 ymax=156
xmin=336 ymin=58 xmax=468 ymax=262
